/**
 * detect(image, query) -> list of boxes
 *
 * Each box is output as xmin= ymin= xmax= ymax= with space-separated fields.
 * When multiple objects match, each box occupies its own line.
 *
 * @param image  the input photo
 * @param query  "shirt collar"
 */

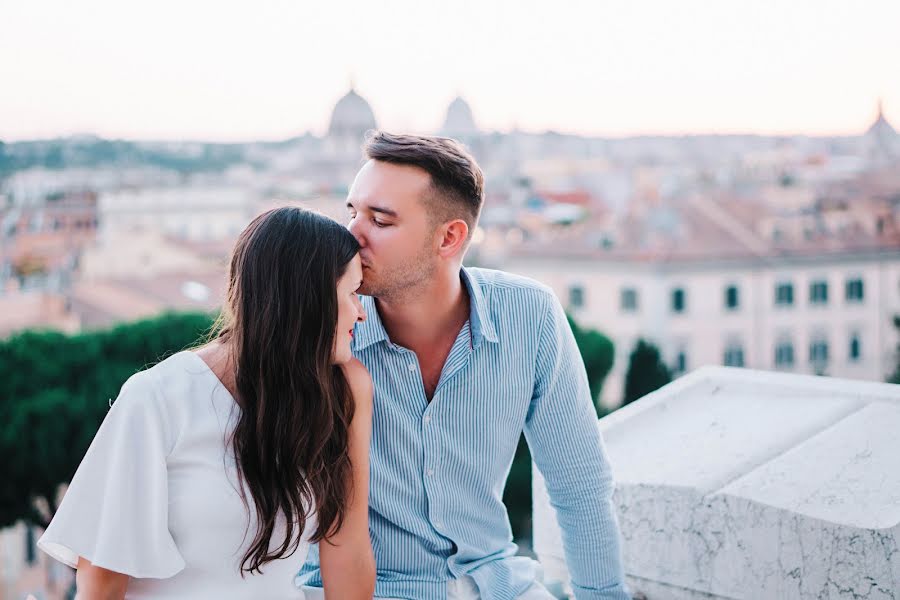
xmin=352 ymin=294 xmax=389 ymax=351
xmin=461 ymin=266 xmax=499 ymax=347
xmin=352 ymin=266 xmax=499 ymax=352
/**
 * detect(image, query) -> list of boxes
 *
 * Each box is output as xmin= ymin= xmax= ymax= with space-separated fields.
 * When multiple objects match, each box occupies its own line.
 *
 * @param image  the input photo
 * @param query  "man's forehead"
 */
xmin=354 ymin=160 xmax=431 ymax=193
xmin=348 ymin=171 xmax=431 ymax=215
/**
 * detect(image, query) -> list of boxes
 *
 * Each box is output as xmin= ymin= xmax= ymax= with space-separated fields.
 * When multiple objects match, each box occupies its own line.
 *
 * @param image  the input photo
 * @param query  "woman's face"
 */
xmin=333 ymin=254 xmax=366 ymax=364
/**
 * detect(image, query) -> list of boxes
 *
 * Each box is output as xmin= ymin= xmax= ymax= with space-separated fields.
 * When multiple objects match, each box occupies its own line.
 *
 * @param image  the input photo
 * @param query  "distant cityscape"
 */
xmin=2 ymin=88 xmax=899 ymax=408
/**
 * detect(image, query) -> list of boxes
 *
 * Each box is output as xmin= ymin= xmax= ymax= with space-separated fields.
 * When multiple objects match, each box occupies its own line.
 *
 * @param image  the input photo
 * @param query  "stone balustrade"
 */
xmin=533 ymin=366 xmax=900 ymax=599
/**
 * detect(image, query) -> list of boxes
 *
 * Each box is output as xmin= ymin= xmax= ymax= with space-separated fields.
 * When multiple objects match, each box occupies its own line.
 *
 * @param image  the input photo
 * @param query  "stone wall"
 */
xmin=533 ymin=366 xmax=900 ymax=599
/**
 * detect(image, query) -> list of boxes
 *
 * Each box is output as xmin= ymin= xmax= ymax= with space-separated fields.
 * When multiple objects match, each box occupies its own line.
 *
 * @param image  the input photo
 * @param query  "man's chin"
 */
xmin=358 ymin=282 xmax=377 ymax=297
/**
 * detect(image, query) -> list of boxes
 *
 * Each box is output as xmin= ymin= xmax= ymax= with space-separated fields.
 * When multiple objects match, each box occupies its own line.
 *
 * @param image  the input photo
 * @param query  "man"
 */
xmin=300 ymin=132 xmax=629 ymax=600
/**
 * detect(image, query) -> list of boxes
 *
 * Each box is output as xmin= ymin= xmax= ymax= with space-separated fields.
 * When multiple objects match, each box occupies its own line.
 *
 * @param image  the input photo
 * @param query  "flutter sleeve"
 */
xmin=38 ymin=371 xmax=186 ymax=578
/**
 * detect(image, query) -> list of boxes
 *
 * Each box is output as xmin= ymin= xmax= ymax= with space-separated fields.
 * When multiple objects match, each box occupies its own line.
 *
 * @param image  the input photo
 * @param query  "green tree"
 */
xmin=622 ymin=338 xmax=672 ymax=406
xmin=0 ymin=312 xmax=214 ymax=528
xmin=566 ymin=315 xmax=615 ymax=413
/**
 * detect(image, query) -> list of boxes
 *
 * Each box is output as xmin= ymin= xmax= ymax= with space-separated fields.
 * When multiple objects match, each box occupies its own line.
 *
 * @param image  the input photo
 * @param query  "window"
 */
xmin=845 ymin=278 xmax=864 ymax=303
xmin=724 ymin=285 xmax=739 ymax=310
xmin=809 ymin=280 xmax=828 ymax=305
xmin=620 ymin=287 xmax=638 ymax=312
xmin=849 ymin=332 xmax=861 ymax=362
xmin=774 ymin=339 xmax=794 ymax=368
xmin=775 ymin=282 xmax=794 ymax=306
xmin=809 ymin=337 xmax=829 ymax=366
xmin=723 ymin=342 xmax=745 ymax=367
xmin=568 ymin=284 xmax=585 ymax=309
xmin=671 ymin=287 xmax=686 ymax=313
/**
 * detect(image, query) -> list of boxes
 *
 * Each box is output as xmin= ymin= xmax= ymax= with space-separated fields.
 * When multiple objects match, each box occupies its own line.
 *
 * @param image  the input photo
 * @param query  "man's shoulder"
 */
xmin=466 ymin=266 xmax=555 ymax=302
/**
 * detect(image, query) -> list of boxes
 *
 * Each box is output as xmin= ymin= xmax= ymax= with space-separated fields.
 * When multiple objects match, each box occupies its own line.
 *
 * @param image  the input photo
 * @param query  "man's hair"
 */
xmin=363 ymin=131 xmax=484 ymax=237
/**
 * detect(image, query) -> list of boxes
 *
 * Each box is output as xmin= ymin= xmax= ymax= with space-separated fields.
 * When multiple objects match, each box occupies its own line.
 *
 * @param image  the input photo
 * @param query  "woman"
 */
xmin=38 ymin=207 xmax=376 ymax=599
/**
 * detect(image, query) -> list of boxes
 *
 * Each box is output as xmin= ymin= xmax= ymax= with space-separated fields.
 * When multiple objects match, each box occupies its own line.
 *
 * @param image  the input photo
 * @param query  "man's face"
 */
xmin=346 ymin=160 xmax=438 ymax=298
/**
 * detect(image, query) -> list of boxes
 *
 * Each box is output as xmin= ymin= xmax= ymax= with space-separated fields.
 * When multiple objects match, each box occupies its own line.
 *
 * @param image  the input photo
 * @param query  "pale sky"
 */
xmin=1 ymin=0 xmax=898 ymax=141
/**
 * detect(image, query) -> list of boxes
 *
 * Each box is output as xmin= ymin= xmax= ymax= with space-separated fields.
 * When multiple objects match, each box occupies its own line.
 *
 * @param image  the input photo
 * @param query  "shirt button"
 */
xmin=423 ymin=415 xmax=431 ymax=424
xmin=426 ymin=469 xmax=434 ymax=477
xmin=408 ymin=363 xmax=416 ymax=372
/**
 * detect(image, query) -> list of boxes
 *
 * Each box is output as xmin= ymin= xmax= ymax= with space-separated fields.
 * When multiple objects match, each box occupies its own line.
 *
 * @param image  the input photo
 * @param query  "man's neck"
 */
xmin=376 ymin=267 xmax=469 ymax=352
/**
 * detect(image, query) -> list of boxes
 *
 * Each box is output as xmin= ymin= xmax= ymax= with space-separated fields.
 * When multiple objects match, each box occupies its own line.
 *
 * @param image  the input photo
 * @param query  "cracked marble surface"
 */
xmin=533 ymin=367 xmax=900 ymax=599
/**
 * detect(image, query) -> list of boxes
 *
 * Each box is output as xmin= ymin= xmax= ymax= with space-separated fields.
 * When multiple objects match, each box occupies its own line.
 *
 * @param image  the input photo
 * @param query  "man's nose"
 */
xmin=347 ymin=216 xmax=366 ymax=245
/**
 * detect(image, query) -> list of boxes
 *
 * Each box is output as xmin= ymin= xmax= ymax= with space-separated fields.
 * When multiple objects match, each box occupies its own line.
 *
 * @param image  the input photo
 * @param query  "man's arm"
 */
xmin=523 ymin=292 xmax=630 ymax=600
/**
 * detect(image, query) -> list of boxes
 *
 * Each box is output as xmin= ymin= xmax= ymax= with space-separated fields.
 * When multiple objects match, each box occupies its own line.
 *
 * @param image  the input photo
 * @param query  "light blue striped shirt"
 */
xmin=299 ymin=267 xmax=629 ymax=599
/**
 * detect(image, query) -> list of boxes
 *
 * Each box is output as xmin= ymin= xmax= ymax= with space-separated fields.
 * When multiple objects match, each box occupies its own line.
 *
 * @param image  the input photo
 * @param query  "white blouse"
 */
xmin=39 ymin=351 xmax=313 ymax=599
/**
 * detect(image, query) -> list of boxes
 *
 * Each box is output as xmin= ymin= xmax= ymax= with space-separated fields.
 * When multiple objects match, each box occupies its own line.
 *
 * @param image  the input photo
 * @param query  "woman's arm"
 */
xmin=319 ymin=358 xmax=376 ymax=600
xmin=75 ymin=556 xmax=130 ymax=600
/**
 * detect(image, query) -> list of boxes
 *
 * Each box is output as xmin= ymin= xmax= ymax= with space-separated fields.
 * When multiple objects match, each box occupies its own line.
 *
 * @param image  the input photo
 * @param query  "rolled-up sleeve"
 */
xmin=523 ymin=293 xmax=630 ymax=600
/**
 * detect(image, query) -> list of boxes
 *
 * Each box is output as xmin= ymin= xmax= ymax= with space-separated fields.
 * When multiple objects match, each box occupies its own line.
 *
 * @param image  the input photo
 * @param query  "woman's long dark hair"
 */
xmin=214 ymin=207 xmax=360 ymax=574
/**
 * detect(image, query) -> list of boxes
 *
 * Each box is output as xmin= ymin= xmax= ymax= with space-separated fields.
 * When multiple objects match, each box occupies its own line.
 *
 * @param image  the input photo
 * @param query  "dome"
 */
xmin=866 ymin=99 xmax=897 ymax=138
xmin=865 ymin=99 xmax=898 ymax=161
xmin=441 ymin=96 xmax=479 ymax=137
xmin=327 ymin=88 xmax=377 ymax=138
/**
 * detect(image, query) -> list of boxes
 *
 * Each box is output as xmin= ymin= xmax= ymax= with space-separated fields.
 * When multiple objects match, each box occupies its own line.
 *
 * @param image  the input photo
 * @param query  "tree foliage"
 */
xmin=0 ymin=312 xmax=214 ymax=528
xmin=622 ymin=338 xmax=672 ymax=406
xmin=566 ymin=314 xmax=615 ymax=412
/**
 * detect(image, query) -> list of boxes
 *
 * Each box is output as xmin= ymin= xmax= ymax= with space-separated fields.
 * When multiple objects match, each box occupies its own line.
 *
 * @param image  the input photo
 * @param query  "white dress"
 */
xmin=38 ymin=351 xmax=313 ymax=599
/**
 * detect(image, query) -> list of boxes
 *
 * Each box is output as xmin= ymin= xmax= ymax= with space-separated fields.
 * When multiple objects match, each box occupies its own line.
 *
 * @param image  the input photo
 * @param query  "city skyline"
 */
xmin=1 ymin=0 xmax=899 ymax=142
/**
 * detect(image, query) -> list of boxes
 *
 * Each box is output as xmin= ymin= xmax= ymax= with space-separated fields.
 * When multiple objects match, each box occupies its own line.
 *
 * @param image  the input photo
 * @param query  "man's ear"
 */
xmin=436 ymin=219 xmax=469 ymax=260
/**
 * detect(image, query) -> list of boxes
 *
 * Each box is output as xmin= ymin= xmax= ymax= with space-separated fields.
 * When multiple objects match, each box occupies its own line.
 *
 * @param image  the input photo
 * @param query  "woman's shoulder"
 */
xmin=117 ymin=351 xmax=196 ymax=399
xmin=340 ymin=358 xmax=372 ymax=405
xmin=113 ymin=351 xmax=215 ymax=424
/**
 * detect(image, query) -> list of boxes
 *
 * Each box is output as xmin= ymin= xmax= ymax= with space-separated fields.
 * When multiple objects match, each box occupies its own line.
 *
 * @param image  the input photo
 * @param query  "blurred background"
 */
xmin=1 ymin=1 xmax=899 ymax=598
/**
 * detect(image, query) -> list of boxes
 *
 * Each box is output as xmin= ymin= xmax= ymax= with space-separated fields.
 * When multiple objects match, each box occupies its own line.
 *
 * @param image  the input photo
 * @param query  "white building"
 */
xmin=507 ymin=249 xmax=900 ymax=407
xmin=497 ymin=174 xmax=900 ymax=407
xmin=98 ymin=185 xmax=258 ymax=242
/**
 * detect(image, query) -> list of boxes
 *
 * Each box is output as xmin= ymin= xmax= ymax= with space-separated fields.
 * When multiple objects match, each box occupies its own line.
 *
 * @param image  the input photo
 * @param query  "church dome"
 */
xmin=441 ymin=96 xmax=479 ymax=137
xmin=866 ymin=99 xmax=897 ymax=138
xmin=327 ymin=88 xmax=377 ymax=138
xmin=865 ymin=99 xmax=898 ymax=161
